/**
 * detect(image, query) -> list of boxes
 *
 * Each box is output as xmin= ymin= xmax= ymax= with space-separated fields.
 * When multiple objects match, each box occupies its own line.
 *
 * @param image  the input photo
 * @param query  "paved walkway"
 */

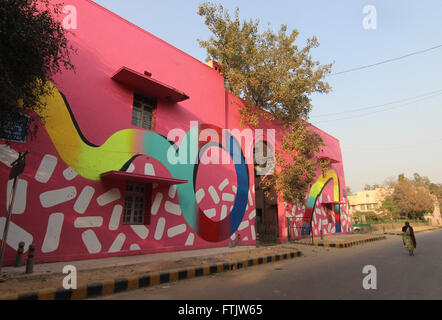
xmin=384 ymin=225 xmax=442 ymax=235
xmin=1 ymin=245 xmax=258 ymax=279
xmin=294 ymin=233 xmax=386 ymax=247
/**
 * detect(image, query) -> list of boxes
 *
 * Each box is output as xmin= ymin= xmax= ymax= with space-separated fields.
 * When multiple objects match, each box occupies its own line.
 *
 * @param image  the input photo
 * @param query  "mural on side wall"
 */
xmin=0 ymin=82 xmax=347 ymax=264
xmin=285 ymin=168 xmax=351 ymax=239
xmin=0 ymin=83 xmax=257 ymax=263
xmin=304 ymin=169 xmax=341 ymax=234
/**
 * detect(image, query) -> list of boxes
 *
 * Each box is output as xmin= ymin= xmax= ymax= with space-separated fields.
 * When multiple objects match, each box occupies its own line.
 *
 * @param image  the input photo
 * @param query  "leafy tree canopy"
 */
xmin=0 ymin=0 xmax=75 ymax=136
xmin=384 ymin=173 xmax=435 ymax=220
xmin=197 ymin=2 xmax=332 ymax=205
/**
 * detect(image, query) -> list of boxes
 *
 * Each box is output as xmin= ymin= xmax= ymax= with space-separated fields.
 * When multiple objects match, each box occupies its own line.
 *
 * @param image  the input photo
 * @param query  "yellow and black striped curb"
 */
xmin=296 ymin=236 xmax=387 ymax=248
xmin=0 ymin=250 xmax=302 ymax=300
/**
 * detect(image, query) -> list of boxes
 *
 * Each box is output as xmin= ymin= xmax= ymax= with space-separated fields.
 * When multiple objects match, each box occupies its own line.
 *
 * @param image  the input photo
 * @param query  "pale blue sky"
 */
xmin=94 ymin=0 xmax=442 ymax=192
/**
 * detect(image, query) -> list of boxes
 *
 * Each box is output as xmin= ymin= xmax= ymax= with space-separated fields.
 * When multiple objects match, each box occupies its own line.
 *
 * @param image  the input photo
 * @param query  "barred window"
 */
xmin=132 ymin=94 xmax=156 ymax=130
xmin=123 ymin=183 xmax=146 ymax=225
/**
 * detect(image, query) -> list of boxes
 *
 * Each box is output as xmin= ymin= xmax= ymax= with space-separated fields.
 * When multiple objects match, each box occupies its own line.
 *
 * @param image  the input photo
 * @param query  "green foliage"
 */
xmin=381 ymin=195 xmax=401 ymax=219
xmin=198 ymin=3 xmax=331 ymax=124
xmin=197 ymin=2 xmax=332 ymax=205
xmin=413 ymin=172 xmax=442 ymax=208
xmin=387 ymin=174 xmax=434 ymax=219
xmin=0 ymin=0 xmax=75 ymax=136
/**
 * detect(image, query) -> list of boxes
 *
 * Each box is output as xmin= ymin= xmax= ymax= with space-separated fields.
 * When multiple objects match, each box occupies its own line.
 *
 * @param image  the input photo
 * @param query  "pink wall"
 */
xmin=0 ymin=0 xmax=348 ymax=265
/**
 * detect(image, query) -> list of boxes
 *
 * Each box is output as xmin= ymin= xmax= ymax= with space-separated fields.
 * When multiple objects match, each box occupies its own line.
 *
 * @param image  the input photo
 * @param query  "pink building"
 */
xmin=0 ymin=0 xmax=350 ymax=266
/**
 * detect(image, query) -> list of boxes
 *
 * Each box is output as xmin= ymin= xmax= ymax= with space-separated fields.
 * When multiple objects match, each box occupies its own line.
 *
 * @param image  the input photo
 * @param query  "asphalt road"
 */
xmin=95 ymin=229 xmax=442 ymax=300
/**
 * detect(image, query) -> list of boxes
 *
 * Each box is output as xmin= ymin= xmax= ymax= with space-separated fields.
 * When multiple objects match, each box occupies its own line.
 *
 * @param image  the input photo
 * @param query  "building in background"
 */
xmin=0 ymin=0 xmax=349 ymax=265
xmin=348 ymin=188 xmax=393 ymax=216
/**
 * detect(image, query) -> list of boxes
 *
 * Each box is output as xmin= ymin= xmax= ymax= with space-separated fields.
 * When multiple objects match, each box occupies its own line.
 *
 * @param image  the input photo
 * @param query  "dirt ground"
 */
xmin=0 ymin=245 xmax=321 ymax=297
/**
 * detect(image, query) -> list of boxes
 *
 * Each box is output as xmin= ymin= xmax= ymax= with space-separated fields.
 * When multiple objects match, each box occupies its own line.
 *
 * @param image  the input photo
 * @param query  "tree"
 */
xmin=0 ymin=0 xmax=75 ymax=137
xmin=346 ymin=186 xmax=353 ymax=196
xmin=197 ymin=2 xmax=332 ymax=205
xmin=428 ymin=182 xmax=442 ymax=208
xmin=412 ymin=172 xmax=442 ymax=208
xmin=391 ymin=176 xmax=433 ymax=219
xmin=381 ymin=195 xmax=401 ymax=219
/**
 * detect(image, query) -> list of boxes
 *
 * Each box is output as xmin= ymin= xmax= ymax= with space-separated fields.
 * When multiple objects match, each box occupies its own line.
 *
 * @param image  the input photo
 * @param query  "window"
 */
xmin=123 ymin=183 xmax=150 ymax=225
xmin=132 ymin=93 xmax=156 ymax=130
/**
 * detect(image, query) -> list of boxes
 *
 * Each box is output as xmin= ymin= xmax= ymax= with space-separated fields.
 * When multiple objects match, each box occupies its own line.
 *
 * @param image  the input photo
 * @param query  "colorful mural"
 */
xmin=284 ymin=168 xmax=351 ymax=239
xmin=35 ymin=83 xmax=250 ymax=243
xmin=304 ymin=169 xmax=341 ymax=233
xmin=0 ymin=0 xmax=348 ymax=265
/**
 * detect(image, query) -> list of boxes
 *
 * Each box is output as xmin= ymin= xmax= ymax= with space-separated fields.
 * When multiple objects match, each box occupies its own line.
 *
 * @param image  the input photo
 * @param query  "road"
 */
xmin=94 ymin=230 xmax=442 ymax=300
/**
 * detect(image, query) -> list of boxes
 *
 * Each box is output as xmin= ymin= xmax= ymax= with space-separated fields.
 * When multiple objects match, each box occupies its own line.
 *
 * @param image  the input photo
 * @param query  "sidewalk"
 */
xmin=0 ymin=243 xmax=302 ymax=300
xmin=294 ymin=233 xmax=387 ymax=248
xmin=384 ymin=225 xmax=442 ymax=235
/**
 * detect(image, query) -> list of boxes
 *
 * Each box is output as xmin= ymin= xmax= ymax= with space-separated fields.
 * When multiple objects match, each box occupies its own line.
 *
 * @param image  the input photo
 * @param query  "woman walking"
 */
xmin=402 ymin=222 xmax=416 ymax=256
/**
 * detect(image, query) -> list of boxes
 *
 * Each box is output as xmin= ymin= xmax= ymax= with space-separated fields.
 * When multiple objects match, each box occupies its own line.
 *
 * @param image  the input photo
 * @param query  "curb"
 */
xmin=0 ymin=250 xmax=302 ymax=300
xmin=385 ymin=227 xmax=442 ymax=236
xmin=296 ymin=235 xmax=386 ymax=248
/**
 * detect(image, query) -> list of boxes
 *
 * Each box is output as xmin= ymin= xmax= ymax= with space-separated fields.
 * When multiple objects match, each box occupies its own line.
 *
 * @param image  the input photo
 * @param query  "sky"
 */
xmin=93 ymin=0 xmax=442 ymax=192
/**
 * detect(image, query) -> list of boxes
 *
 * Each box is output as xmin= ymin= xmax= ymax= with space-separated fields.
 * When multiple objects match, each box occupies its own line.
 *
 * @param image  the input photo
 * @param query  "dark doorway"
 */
xmin=254 ymin=141 xmax=278 ymax=243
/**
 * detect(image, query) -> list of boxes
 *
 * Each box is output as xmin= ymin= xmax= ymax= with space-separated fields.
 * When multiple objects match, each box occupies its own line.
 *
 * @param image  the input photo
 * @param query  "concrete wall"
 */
xmin=0 ymin=0 xmax=348 ymax=265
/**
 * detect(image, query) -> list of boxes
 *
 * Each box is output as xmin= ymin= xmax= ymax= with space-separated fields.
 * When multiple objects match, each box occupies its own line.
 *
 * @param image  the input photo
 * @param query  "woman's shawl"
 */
xmin=409 ymin=226 xmax=417 ymax=248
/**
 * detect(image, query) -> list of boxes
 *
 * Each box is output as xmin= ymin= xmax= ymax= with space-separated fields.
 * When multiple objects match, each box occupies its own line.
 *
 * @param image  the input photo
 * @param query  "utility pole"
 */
xmin=0 ymin=151 xmax=29 ymax=273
